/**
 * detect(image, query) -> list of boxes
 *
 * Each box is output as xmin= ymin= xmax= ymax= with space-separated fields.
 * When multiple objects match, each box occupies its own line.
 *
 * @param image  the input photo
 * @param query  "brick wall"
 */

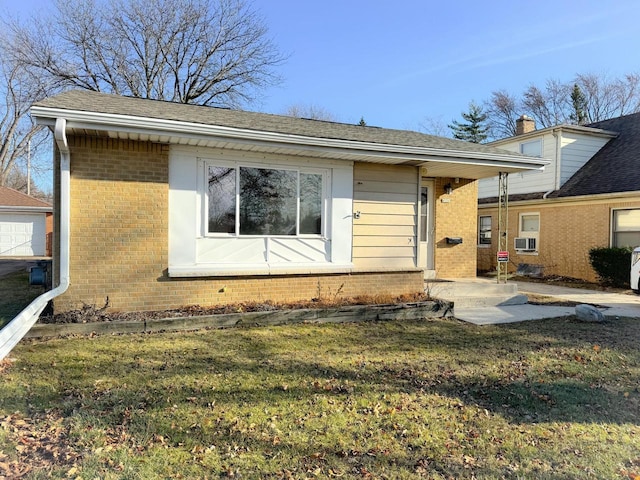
xmin=434 ymin=177 xmax=478 ymax=278
xmin=477 ymin=198 xmax=640 ymax=282
xmin=53 ymin=136 xmax=424 ymax=313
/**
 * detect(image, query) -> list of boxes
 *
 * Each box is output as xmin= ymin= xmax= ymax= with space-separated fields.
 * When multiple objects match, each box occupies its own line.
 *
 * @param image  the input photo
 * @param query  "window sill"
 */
xmin=169 ymin=263 xmax=355 ymax=277
xmin=477 ymin=244 xmax=492 ymax=249
xmin=515 ymin=251 xmax=539 ymax=256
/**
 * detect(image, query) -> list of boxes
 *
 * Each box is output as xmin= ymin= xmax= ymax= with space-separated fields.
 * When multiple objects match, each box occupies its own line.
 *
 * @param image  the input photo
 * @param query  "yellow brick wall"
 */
xmin=477 ymin=198 xmax=640 ymax=282
xmin=53 ymin=136 xmax=424 ymax=313
xmin=434 ymin=178 xmax=478 ymax=278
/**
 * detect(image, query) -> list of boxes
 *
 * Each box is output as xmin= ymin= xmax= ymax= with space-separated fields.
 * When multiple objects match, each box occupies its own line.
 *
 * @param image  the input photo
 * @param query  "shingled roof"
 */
xmin=549 ymin=112 xmax=640 ymax=197
xmin=33 ymin=90 xmax=527 ymax=158
xmin=0 ymin=186 xmax=51 ymax=209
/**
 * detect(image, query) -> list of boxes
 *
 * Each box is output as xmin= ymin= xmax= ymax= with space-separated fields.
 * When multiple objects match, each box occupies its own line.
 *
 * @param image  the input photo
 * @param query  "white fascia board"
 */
xmin=489 ymin=125 xmax=618 ymax=146
xmin=32 ymin=106 xmax=548 ymax=171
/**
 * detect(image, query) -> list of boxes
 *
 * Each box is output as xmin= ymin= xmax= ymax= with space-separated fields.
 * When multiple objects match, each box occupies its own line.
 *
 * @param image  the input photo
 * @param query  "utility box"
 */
xmin=29 ymin=260 xmax=52 ymax=288
xmin=632 ymin=247 xmax=640 ymax=293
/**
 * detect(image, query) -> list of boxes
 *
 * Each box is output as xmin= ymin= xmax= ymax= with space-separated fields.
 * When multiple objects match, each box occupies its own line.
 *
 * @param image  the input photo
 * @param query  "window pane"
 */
xmin=614 ymin=209 xmax=640 ymax=231
xmin=420 ymin=187 xmax=428 ymax=242
xmin=614 ymin=231 xmax=640 ymax=248
xmin=208 ymin=166 xmax=236 ymax=233
xmin=479 ymin=216 xmax=491 ymax=244
xmin=239 ymin=167 xmax=297 ymax=235
xmin=300 ymin=173 xmax=322 ymax=234
xmin=520 ymin=140 xmax=541 ymax=157
xmin=521 ymin=214 xmax=539 ymax=232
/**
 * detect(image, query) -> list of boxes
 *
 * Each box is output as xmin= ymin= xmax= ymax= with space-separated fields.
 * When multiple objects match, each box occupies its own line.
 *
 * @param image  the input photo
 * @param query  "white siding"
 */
xmin=478 ymin=129 xmax=612 ymax=199
xmin=478 ymin=132 xmax=556 ymax=198
xmin=559 ymin=133 xmax=609 ymax=185
xmin=352 ymin=163 xmax=417 ymax=269
xmin=168 ymin=146 xmax=354 ymax=276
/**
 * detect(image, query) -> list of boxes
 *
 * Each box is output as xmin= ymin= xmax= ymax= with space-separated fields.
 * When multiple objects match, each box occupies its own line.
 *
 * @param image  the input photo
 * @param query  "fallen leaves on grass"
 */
xmin=0 ymin=411 xmax=80 ymax=478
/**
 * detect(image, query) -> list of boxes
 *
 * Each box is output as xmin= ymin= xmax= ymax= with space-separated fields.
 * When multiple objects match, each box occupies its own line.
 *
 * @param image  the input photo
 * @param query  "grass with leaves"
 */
xmin=1 ymin=315 xmax=639 ymax=479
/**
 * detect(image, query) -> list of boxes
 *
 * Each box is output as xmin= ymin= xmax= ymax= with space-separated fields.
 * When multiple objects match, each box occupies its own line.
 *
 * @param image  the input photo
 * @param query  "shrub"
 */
xmin=588 ymin=246 xmax=634 ymax=288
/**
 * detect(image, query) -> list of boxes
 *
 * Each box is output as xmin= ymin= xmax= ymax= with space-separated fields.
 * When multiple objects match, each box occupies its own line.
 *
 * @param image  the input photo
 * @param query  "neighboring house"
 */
xmin=31 ymin=90 xmax=545 ymax=314
xmin=0 ymin=186 xmax=53 ymax=257
xmin=477 ymin=113 xmax=640 ymax=282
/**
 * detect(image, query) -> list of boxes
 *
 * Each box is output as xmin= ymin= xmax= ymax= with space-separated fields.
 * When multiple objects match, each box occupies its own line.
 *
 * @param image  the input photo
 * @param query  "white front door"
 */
xmin=418 ymin=179 xmax=435 ymax=279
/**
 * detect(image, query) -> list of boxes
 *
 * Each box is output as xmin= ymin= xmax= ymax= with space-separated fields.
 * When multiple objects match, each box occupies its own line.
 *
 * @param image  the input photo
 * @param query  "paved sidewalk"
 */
xmin=446 ymin=277 xmax=640 ymax=325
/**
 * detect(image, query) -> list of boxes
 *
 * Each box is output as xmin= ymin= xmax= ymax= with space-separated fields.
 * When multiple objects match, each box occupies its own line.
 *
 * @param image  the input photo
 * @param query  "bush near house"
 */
xmin=588 ymin=246 xmax=633 ymax=288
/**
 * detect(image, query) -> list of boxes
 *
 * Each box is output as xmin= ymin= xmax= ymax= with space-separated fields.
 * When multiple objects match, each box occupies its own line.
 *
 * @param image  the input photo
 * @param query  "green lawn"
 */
xmin=1 ymin=316 xmax=639 ymax=479
xmin=0 ymin=271 xmax=45 ymax=328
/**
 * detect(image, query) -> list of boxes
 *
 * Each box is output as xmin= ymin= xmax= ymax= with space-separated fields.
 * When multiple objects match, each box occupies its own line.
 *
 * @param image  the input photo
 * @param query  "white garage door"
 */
xmin=0 ymin=213 xmax=46 ymax=256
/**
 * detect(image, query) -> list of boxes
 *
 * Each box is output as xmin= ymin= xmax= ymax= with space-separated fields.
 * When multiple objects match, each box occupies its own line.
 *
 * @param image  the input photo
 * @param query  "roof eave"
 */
xmin=32 ymin=105 xmax=548 ymax=173
xmin=489 ymin=124 xmax=619 ymax=146
xmin=0 ymin=205 xmax=52 ymax=213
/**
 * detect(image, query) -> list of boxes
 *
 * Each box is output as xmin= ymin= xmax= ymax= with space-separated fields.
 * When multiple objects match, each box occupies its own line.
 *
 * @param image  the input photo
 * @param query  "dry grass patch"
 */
xmin=1 ymin=316 xmax=639 ymax=479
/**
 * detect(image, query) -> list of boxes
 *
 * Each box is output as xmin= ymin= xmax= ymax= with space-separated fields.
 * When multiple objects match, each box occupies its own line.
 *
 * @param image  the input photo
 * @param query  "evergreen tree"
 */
xmin=358 ymin=116 xmax=367 ymax=126
xmin=448 ymin=102 xmax=489 ymax=143
xmin=570 ymin=83 xmax=588 ymax=125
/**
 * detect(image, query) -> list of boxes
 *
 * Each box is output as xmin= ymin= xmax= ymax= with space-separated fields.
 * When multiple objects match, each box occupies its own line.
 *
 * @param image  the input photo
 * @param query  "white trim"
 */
xmin=169 ymin=146 xmax=353 ymax=276
xmin=0 ymin=206 xmax=52 ymax=213
xmin=611 ymin=207 xmax=640 ymax=247
xmin=32 ymin=105 xmax=548 ymax=170
xmin=516 ymin=212 xmax=540 ymax=254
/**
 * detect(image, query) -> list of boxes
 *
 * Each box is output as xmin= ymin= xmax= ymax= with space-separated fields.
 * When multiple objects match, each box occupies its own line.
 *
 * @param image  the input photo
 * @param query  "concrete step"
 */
xmin=427 ymin=281 xmax=518 ymax=298
xmin=427 ymin=281 xmax=528 ymax=308
xmin=446 ymin=294 xmax=529 ymax=308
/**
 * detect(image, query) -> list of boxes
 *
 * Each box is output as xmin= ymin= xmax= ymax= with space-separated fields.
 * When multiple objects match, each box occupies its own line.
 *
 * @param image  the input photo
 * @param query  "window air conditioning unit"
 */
xmin=514 ymin=237 xmax=536 ymax=251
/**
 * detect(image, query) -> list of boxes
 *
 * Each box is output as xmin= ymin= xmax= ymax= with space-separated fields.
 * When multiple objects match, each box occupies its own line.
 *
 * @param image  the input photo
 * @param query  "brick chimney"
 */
xmin=515 ymin=115 xmax=535 ymax=135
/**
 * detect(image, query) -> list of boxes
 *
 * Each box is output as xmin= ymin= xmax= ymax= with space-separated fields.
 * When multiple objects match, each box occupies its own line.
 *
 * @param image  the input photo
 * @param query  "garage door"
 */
xmin=0 ymin=213 xmax=46 ymax=256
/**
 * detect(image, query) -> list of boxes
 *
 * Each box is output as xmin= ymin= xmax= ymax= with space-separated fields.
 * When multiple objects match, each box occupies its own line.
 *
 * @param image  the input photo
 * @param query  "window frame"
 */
xmin=478 ymin=215 xmax=492 ymax=247
xmin=203 ymin=160 xmax=329 ymax=239
xmin=517 ymin=212 xmax=540 ymax=254
xmin=611 ymin=208 xmax=640 ymax=248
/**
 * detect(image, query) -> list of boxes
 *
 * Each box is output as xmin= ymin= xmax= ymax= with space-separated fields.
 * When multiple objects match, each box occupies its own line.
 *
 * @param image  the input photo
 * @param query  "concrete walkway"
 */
xmin=438 ymin=277 xmax=640 ymax=325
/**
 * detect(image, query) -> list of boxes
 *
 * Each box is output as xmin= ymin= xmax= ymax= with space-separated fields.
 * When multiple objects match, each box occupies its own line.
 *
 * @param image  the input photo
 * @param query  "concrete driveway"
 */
xmin=0 ymin=258 xmax=48 ymax=278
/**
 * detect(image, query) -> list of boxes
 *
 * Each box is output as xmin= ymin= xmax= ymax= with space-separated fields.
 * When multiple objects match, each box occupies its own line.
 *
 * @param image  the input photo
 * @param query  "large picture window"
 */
xmin=612 ymin=209 xmax=640 ymax=248
xmin=207 ymin=164 xmax=324 ymax=237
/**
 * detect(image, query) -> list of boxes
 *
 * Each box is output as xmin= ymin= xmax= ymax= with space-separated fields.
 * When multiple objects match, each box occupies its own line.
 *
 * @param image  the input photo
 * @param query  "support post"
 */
xmin=497 ymin=172 xmax=509 ymax=283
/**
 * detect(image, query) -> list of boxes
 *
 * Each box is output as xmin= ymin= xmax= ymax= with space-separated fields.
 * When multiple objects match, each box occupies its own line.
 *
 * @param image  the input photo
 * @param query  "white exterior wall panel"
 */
xmin=352 ymin=163 xmax=417 ymax=269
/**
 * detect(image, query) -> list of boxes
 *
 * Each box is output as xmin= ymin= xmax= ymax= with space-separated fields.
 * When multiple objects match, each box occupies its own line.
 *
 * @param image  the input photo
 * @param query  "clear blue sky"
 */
xmin=5 ymin=0 xmax=639 ymax=131
xmin=254 ymin=0 xmax=640 ymax=131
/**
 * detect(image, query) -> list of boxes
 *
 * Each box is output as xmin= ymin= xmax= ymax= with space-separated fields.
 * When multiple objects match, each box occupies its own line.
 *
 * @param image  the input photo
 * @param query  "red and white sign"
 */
xmin=497 ymin=251 xmax=509 ymax=263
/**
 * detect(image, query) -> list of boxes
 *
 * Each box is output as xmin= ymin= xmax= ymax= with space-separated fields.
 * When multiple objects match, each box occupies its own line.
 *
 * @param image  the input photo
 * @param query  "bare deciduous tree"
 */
xmin=8 ymin=0 xmax=285 ymax=107
xmin=481 ymin=72 xmax=640 ymax=140
xmin=483 ymin=90 xmax=519 ymax=139
xmin=283 ymin=104 xmax=338 ymax=122
xmin=0 ymin=43 xmax=53 ymax=190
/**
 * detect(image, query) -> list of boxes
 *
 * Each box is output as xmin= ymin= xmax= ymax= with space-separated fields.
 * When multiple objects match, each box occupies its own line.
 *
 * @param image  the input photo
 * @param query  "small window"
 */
xmin=612 ymin=209 xmax=640 ymax=248
xmin=520 ymin=139 xmax=542 ymax=157
xmin=517 ymin=212 xmax=540 ymax=253
xmin=478 ymin=215 xmax=492 ymax=245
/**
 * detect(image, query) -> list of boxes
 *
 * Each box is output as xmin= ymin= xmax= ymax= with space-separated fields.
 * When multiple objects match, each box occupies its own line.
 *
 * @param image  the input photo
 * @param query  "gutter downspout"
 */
xmin=543 ymin=129 xmax=562 ymax=199
xmin=0 ymin=118 xmax=70 ymax=360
